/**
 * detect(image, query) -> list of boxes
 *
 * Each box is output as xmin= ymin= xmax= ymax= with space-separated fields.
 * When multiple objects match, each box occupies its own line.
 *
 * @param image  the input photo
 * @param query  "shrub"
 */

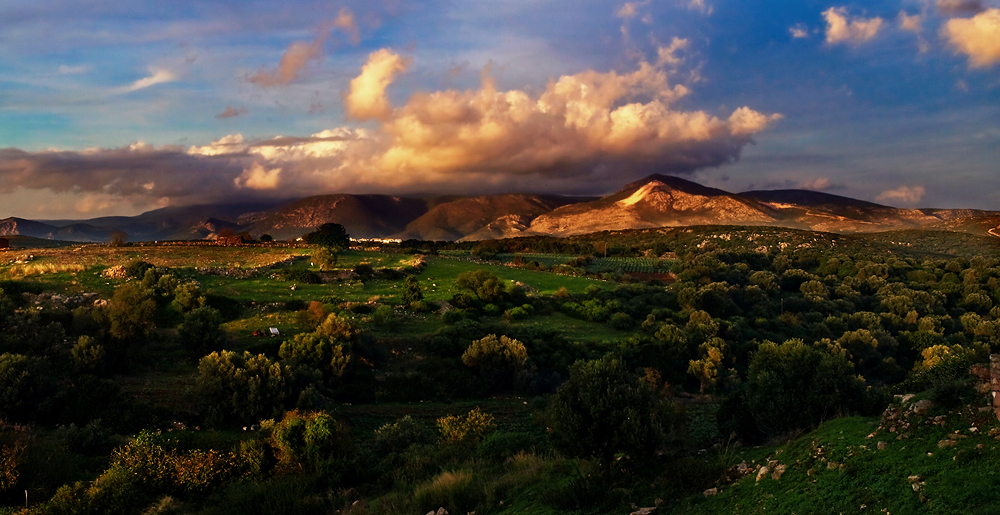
xmin=301 ymin=223 xmax=350 ymax=249
xmin=608 ymin=312 xmax=634 ymax=330
xmin=312 ymin=246 xmax=340 ymax=271
xmin=124 ymin=260 xmax=155 ymax=279
xmin=269 ymin=410 xmax=353 ymax=479
xmin=456 ymin=270 xmax=507 ymax=303
xmin=274 ymin=269 xmax=321 ymax=284
xmin=547 ymin=356 xmax=658 ymax=474
xmin=403 ymin=276 xmax=424 ymax=304
xmin=437 ymin=408 xmax=496 ymax=444
xmin=373 ymin=415 xmax=437 ymax=455
xmin=71 ymin=335 xmax=106 ymax=372
xmin=476 ymin=431 xmax=538 ymax=462
xmin=746 ymin=339 xmax=864 ymax=438
xmin=179 ymin=307 xmax=225 ymax=355
xmin=104 ymin=282 xmax=157 ymax=342
xmin=196 ymin=351 xmax=291 ymax=425
xmin=461 ymin=334 xmax=528 ymax=392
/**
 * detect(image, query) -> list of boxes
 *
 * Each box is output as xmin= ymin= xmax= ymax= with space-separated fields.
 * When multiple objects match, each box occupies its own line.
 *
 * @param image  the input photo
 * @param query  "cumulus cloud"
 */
xmin=0 ymin=53 xmax=781 ymax=210
xmin=344 ymin=49 xmax=411 ymax=121
xmin=216 ymin=106 xmax=247 ymax=119
xmin=876 ymin=185 xmax=926 ymax=205
xmin=937 ymin=0 xmax=986 ymax=15
xmin=823 ymin=7 xmax=883 ymax=45
xmin=943 ymin=8 xmax=1000 ymax=68
xmin=685 ymin=0 xmax=712 ymax=15
xmin=117 ymin=68 xmax=176 ymax=93
xmin=235 ymin=162 xmax=282 ymax=190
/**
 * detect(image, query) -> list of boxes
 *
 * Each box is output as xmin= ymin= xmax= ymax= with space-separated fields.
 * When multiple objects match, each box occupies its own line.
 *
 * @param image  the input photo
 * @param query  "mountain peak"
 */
xmin=619 ymin=174 xmax=731 ymax=197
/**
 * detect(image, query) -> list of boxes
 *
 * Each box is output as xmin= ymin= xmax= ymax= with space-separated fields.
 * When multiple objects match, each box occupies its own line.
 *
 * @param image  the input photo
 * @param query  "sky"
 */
xmin=0 ymin=0 xmax=998 ymax=219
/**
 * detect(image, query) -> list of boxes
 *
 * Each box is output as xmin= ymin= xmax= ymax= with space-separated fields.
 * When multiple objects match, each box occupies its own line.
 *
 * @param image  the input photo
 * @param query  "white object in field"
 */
xmin=269 ymin=327 xmax=280 ymax=337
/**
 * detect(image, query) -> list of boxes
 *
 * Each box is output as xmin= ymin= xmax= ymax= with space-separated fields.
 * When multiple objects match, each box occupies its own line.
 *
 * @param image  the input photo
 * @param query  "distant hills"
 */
xmin=2 ymin=174 xmax=999 ymax=243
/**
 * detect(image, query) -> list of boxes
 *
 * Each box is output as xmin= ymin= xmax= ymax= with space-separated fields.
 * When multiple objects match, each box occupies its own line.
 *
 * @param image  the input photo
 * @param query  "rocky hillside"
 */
xmin=8 ymin=174 xmax=1000 ymax=242
xmin=528 ymin=175 xmax=778 ymax=236
xmin=397 ymin=194 xmax=588 ymax=241
xmin=246 ymin=194 xmax=429 ymax=240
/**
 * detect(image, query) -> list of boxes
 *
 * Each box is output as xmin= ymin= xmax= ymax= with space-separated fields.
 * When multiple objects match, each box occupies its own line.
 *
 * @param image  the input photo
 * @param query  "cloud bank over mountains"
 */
xmin=0 ymin=51 xmax=780 ymax=211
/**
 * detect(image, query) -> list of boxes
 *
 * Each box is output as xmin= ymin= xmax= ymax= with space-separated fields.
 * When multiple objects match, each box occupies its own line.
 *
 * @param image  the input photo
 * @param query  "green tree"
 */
xmin=0 ymin=353 xmax=53 ymax=422
xmin=302 ymin=223 xmax=350 ymax=249
xmin=455 ymin=269 xmax=506 ymax=303
xmin=547 ymin=357 xmax=658 ymax=475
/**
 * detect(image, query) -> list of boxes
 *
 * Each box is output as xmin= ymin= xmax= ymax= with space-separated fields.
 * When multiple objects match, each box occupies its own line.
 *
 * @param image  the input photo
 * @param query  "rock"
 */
xmin=912 ymin=399 xmax=934 ymax=416
xmin=756 ymin=466 xmax=770 ymax=482
xmin=937 ymin=439 xmax=957 ymax=448
xmin=703 ymin=488 xmax=718 ymax=497
xmin=900 ymin=393 xmax=915 ymax=404
xmin=771 ymin=464 xmax=787 ymax=480
xmin=877 ymin=441 xmax=887 ymax=450
xmin=629 ymin=508 xmax=656 ymax=515
xmin=434 ymin=509 xmax=449 ymax=515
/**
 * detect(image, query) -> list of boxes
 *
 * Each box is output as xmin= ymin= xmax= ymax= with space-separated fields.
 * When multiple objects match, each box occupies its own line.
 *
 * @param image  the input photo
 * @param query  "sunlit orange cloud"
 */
xmin=247 ymin=8 xmax=362 ymax=87
xmin=206 ymin=50 xmax=781 ymax=196
xmin=942 ymin=8 xmax=1000 ymax=68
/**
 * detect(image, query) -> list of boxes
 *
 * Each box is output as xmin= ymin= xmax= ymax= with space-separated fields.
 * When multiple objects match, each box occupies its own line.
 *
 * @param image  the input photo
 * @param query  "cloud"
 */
xmin=234 ymin=162 xmax=282 ymax=190
xmin=876 ymin=185 xmax=925 ymax=204
xmin=685 ymin=0 xmax=712 ymax=15
xmin=656 ymin=37 xmax=690 ymax=66
xmin=0 ymin=54 xmax=780 ymax=210
xmin=58 ymin=65 xmax=88 ymax=75
xmin=937 ymin=0 xmax=986 ymax=15
xmin=247 ymin=39 xmax=326 ymax=87
xmin=823 ymin=7 xmax=883 ymax=45
xmin=898 ymin=11 xmax=923 ymax=33
xmin=118 ymin=68 xmax=176 ymax=93
xmin=799 ymin=178 xmax=832 ymax=191
xmin=247 ymin=10 xmax=363 ymax=88
xmin=942 ymin=8 xmax=1000 ymax=68
xmin=616 ymin=2 xmax=643 ymax=20
xmin=789 ymin=24 xmax=810 ymax=39
xmin=344 ymin=49 xmax=411 ymax=121
xmin=333 ymin=8 xmax=360 ymax=45
xmin=216 ymin=106 xmax=248 ymax=119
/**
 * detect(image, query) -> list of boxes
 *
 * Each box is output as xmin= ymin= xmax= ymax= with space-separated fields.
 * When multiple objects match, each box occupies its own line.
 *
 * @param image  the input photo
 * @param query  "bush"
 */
xmin=104 ymin=282 xmax=157 ymax=342
xmin=196 ymin=351 xmax=291 ymax=425
xmin=608 ymin=312 xmax=634 ymax=330
xmin=274 ymin=269 xmax=321 ymax=284
xmin=461 ymin=334 xmax=528 ymax=392
xmin=437 ymin=408 xmax=496 ymax=443
xmin=456 ymin=270 xmax=507 ymax=303
xmin=179 ymin=307 xmax=225 ymax=354
xmin=373 ymin=415 xmax=437 ymax=455
xmin=269 ymin=410 xmax=353 ymax=477
xmin=746 ymin=339 xmax=864 ymax=438
xmin=547 ymin=356 xmax=658 ymax=474
xmin=476 ymin=431 xmax=538 ymax=462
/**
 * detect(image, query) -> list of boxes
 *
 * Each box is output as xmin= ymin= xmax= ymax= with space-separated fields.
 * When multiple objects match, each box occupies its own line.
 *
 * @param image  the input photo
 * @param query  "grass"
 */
xmin=672 ymin=402 xmax=1000 ymax=515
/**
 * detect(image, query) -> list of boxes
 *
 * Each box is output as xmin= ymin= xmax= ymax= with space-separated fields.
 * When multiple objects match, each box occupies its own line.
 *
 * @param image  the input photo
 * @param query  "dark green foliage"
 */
xmin=124 ymin=260 xmax=155 ymax=279
xmin=103 ymin=282 xmax=156 ymax=343
xmin=547 ymin=357 xmax=659 ymax=473
xmin=403 ymin=276 xmax=424 ymax=305
xmin=0 ymin=353 xmax=54 ymax=422
xmin=311 ymin=246 xmax=339 ymax=271
xmin=461 ymin=334 xmax=528 ymax=392
xmin=746 ymin=339 xmax=864 ymax=438
xmin=301 ymin=223 xmax=350 ymax=249
xmin=270 ymin=410 xmax=354 ymax=478
xmin=274 ymin=268 xmax=321 ymax=284
xmin=455 ymin=269 xmax=507 ymax=303
xmin=196 ymin=351 xmax=291 ymax=425
xmin=373 ymin=415 xmax=437 ymax=455
xmin=258 ymin=234 xmax=273 ymax=243
xmin=178 ymin=307 xmax=225 ymax=354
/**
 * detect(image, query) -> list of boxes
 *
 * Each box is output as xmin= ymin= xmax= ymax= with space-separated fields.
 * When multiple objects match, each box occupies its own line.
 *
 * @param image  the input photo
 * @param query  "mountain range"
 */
xmin=2 ymin=175 xmax=999 ymax=243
